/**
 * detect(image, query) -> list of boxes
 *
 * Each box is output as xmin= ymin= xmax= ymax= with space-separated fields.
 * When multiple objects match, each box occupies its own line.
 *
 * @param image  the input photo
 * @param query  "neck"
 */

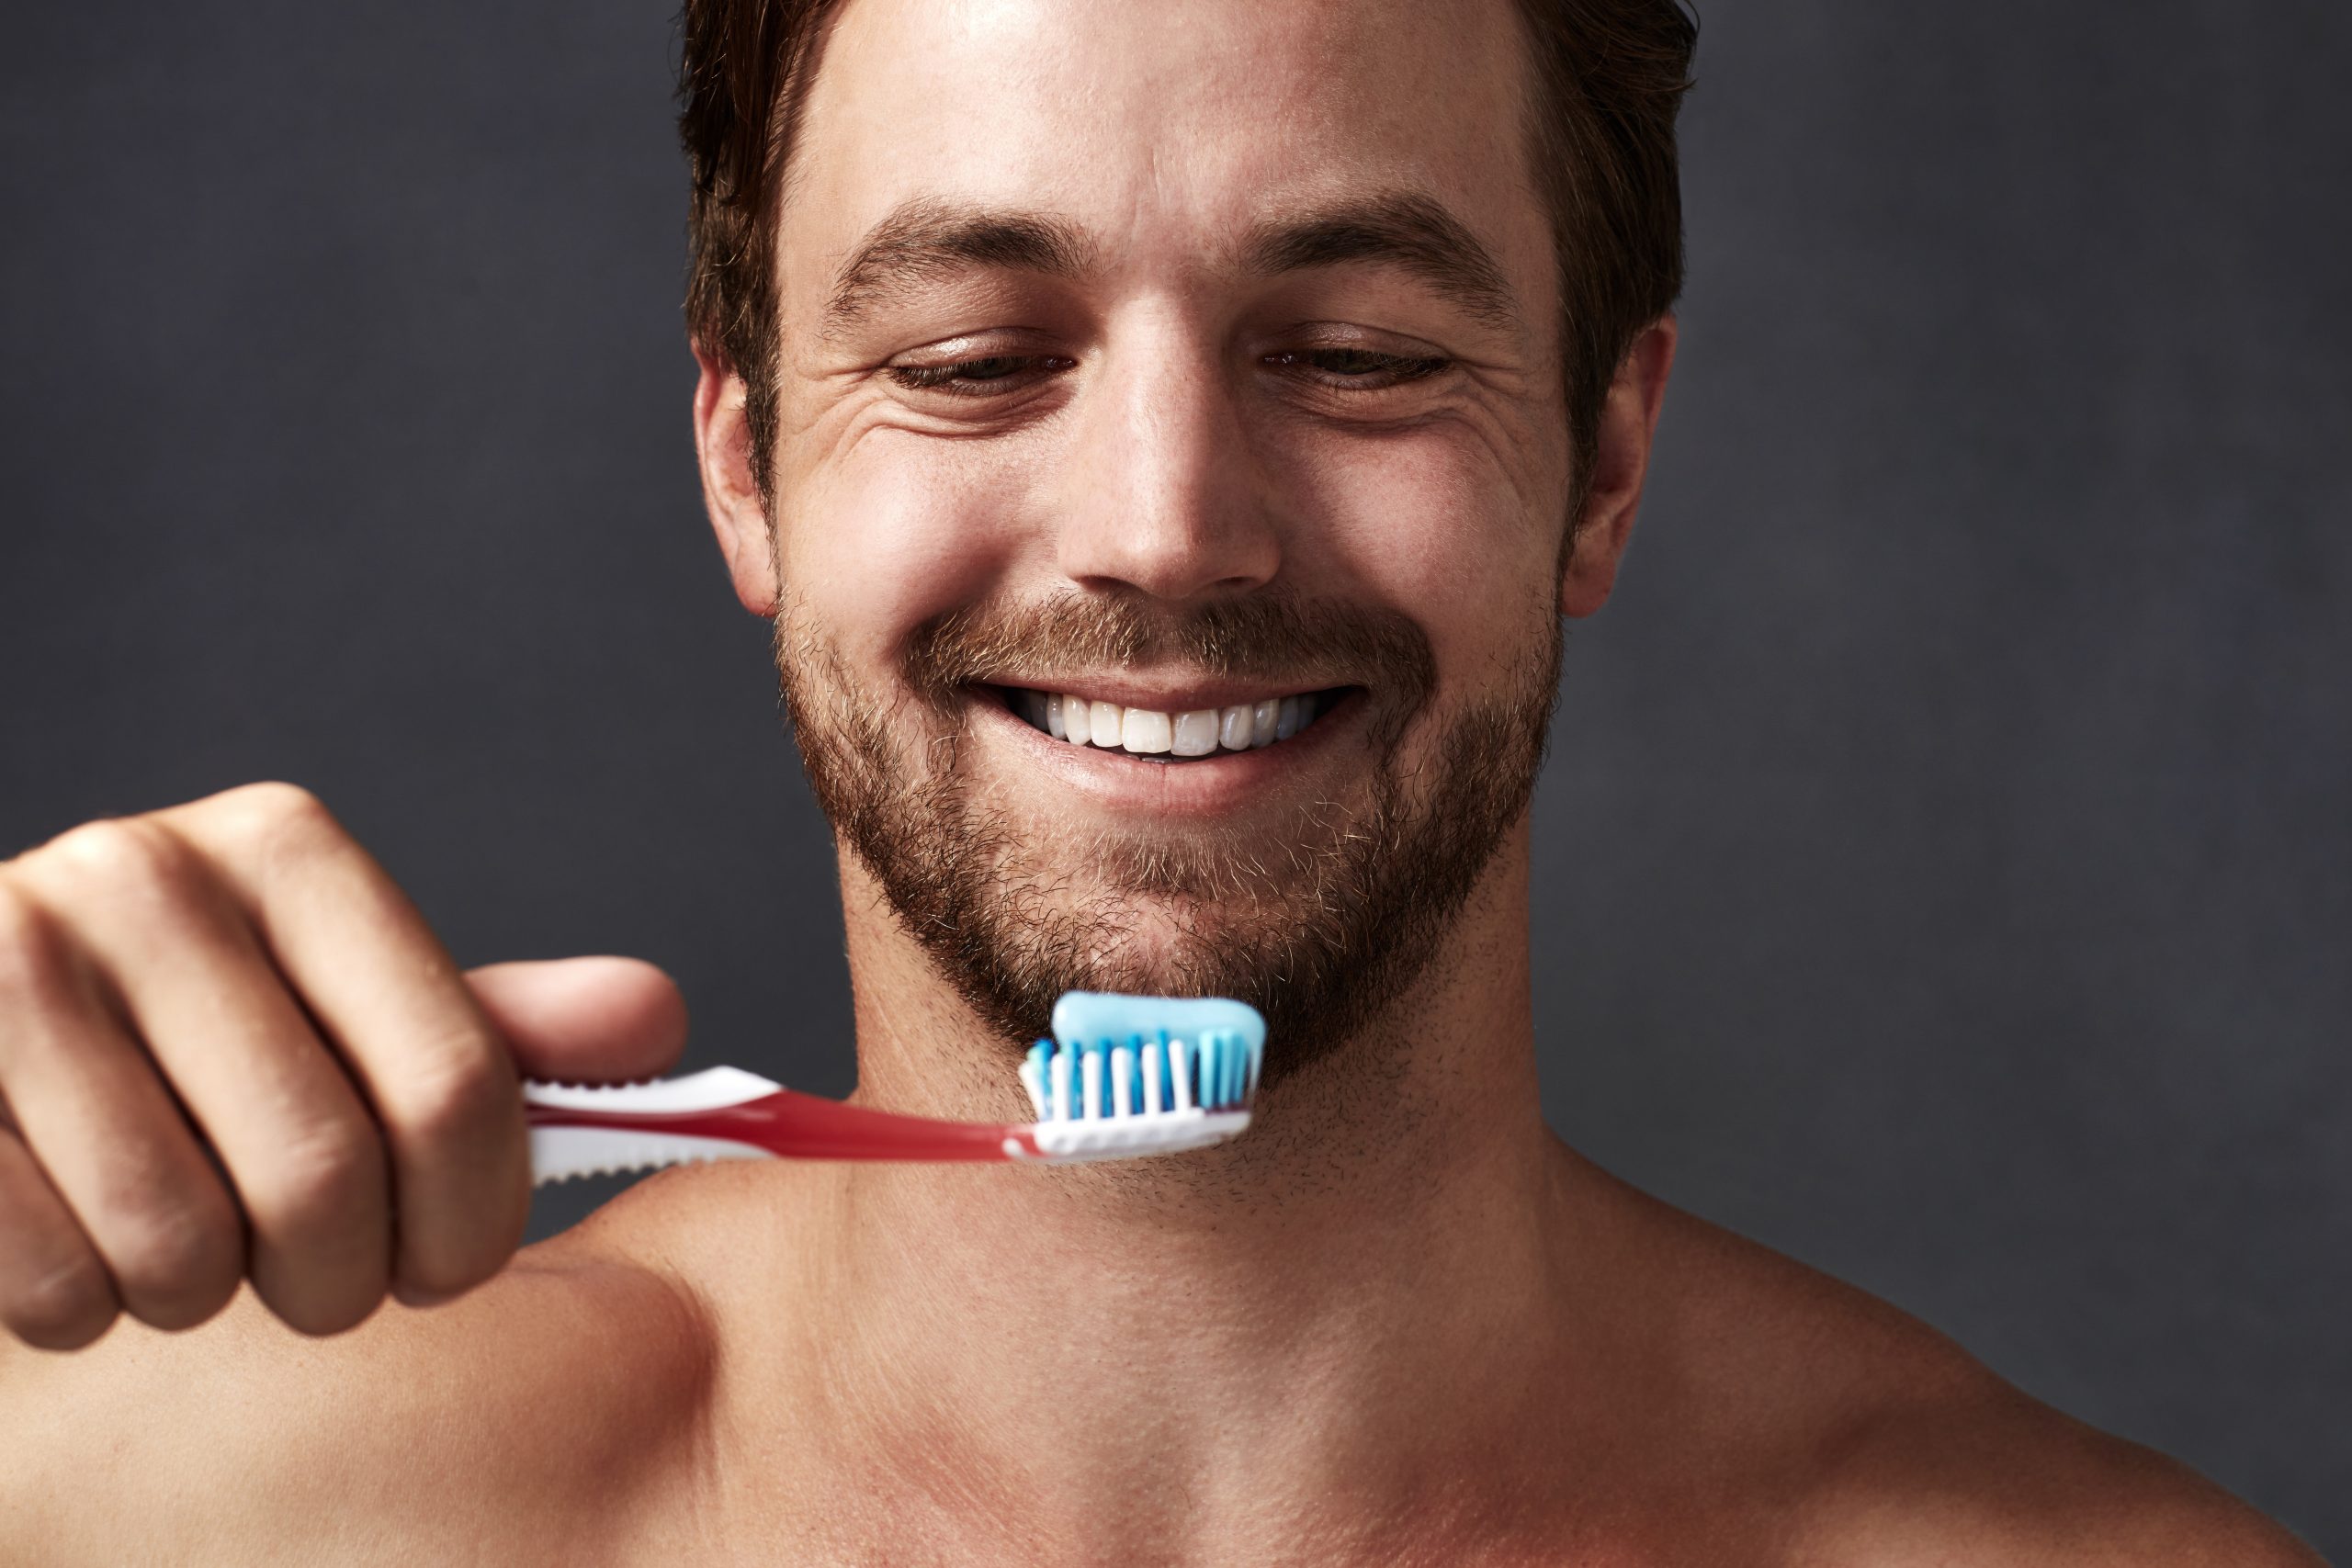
xmin=775 ymin=821 xmax=1586 ymax=1557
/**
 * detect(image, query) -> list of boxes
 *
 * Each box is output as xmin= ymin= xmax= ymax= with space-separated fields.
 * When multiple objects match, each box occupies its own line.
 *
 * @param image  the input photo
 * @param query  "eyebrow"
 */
xmin=822 ymin=197 xmax=1095 ymax=334
xmin=821 ymin=188 xmax=1521 ymax=336
xmin=1239 ymin=191 xmax=1520 ymax=332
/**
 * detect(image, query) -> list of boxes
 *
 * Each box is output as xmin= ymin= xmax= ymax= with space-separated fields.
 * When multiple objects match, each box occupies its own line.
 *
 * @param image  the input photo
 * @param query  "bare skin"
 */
xmin=0 ymin=0 xmax=2322 ymax=1562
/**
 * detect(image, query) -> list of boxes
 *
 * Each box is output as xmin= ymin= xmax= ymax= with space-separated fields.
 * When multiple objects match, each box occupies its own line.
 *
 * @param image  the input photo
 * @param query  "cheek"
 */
xmin=1293 ymin=426 xmax=1559 ymax=686
xmin=776 ymin=426 xmax=1032 ymax=666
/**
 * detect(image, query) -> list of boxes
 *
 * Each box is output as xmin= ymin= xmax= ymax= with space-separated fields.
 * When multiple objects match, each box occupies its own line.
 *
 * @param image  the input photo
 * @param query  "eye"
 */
xmin=1264 ymin=347 xmax=1453 ymax=388
xmin=885 ymin=355 xmax=1072 ymax=397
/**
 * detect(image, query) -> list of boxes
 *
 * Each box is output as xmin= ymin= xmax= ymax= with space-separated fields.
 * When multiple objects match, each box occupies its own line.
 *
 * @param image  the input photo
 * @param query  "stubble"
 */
xmin=775 ymin=590 xmax=1561 ymax=1087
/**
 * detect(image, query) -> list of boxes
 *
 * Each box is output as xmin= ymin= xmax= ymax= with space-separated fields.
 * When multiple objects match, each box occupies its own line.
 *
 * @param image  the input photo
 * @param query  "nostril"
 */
xmin=1056 ymin=516 xmax=1283 ymax=604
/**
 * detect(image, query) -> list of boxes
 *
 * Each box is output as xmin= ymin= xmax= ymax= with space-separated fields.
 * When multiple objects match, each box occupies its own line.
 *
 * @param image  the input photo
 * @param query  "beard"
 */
xmin=774 ymin=589 xmax=1561 ymax=1089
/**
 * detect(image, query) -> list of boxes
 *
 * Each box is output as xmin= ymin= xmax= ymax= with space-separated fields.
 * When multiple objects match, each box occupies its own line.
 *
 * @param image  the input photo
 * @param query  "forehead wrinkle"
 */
xmin=820 ymin=195 xmax=1098 ymax=338
xmin=1238 ymin=188 xmax=1522 ymax=334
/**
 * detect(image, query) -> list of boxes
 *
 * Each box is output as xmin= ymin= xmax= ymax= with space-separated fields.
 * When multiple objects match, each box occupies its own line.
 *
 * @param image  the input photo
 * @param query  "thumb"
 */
xmin=464 ymin=955 xmax=688 ymax=1085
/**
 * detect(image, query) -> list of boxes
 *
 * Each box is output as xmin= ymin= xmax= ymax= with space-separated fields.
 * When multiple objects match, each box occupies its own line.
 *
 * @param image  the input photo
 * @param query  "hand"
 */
xmin=0 ymin=783 xmax=686 ymax=1349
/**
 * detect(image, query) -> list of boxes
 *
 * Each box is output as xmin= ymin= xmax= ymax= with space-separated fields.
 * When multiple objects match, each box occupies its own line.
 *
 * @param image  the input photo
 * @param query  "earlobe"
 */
xmin=690 ymin=342 xmax=778 ymax=618
xmin=1559 ymin=316 xmax=1678 ymax=620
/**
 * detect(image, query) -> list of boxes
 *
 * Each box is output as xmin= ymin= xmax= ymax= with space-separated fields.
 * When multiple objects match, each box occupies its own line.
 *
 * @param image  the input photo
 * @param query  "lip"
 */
xmin=967 ymin=684 xmax=1369 ymax=818
xmin=987 ymin=674 xmax=1342 ymax=714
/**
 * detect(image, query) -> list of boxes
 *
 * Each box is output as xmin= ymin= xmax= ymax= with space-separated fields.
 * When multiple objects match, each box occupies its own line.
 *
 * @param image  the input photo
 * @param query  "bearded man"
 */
xmin=0 ymin=0 xmax=2321 ymax=1562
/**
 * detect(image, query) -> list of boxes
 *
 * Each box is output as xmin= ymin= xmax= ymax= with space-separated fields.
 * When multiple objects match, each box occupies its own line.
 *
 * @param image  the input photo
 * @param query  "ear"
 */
xmin=691 ymin=340 xmax=779 ymax=617
xmin=1560 ymin=315 xmax=1677 ymax=619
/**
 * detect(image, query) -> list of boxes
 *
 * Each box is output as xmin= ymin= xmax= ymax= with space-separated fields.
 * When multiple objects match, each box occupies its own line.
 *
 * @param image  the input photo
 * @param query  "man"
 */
xmin=0 ymin=0 xmax=2321 ymax=1560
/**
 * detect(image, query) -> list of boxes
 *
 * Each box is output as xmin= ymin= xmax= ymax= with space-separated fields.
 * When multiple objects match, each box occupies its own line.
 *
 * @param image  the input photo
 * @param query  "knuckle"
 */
xmin=214 ymin=779 xmax=325 ymax=819
xmin=202 ymin=781 xmax=338 ymax=863
xmin=102 ymin=1190 xmax=241 ymax=1325
xmin=3 ymin=1249 xmax=117 ymax=1349
xmin=34 ymin=817 xmax=194 ymax=897
xmin=387 ymin=1038 xmax=514 ymax=1155
xmin=245 ymin=1118 xmax=385 ymax=1242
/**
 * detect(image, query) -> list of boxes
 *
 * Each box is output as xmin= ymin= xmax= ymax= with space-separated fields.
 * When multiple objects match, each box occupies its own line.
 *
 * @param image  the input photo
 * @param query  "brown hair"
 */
xmin=679 ymin=0 xmax=1696 ymax=513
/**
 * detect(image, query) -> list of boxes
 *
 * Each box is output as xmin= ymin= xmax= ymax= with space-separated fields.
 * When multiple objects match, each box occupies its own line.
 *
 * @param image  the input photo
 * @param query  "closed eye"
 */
xmin=1264 ymin=347 xmax=1452 ymax=387
xmin=881 ymin=345 xmax=1453 ymax=400
xmin=885 ymin=355 xmax=1075 ymax=396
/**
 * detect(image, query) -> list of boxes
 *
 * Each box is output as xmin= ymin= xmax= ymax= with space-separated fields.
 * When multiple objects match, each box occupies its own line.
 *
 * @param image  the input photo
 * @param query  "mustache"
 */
xmin=899 ymin=589 xmax=1438 ymax=717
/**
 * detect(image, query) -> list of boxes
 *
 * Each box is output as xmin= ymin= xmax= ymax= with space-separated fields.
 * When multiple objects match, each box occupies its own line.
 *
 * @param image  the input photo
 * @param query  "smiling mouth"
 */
xmin=993 ymin=685 xmax=1351 ymax=761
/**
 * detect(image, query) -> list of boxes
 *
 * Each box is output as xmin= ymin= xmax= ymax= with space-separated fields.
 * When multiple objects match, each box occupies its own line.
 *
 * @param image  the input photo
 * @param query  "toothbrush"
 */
xmin=526 ymin=991 xmax=1263 ymax=1184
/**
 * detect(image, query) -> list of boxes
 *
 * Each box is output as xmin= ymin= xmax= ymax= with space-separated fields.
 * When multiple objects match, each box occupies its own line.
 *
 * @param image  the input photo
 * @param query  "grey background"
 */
xmin=2 ymin=0 xmax=2345 ymax=1553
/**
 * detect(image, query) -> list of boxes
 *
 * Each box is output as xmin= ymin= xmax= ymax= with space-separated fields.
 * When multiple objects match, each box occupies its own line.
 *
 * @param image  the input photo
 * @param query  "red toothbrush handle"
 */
xmin=526 ymin=1089 xmax=1043 ymax=1162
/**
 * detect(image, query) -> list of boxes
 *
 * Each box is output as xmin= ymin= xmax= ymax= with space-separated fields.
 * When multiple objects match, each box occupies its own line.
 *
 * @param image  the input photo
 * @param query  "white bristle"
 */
xmin=1081 ymin=1048 xmax=1103 ymax=1120
xmin=1168 ymin=1034 xmax=1193 ymax=1112
xmin=1052 ymin=1046 xmax=1073 ymax=1122
xmin=1144 ymin=1038 xmax=1164 ymax=1113
xmin=1111 ymin=1044 xmax=1134 ymax=1118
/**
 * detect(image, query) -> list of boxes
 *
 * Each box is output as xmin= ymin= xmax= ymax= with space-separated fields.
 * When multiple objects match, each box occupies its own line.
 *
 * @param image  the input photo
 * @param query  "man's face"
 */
xmin=747 ymin=0 xmax=1579 ymax=1071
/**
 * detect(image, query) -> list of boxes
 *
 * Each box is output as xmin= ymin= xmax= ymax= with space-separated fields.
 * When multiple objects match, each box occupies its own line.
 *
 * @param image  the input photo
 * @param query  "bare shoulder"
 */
xmin=0 ymin=1172 xmax=725 ymax=1566
xmin=1788 ymin=1383 xmax=2326 ymax=1567
xmin=1567 ymin=1157 xmax=2323 ymax=1567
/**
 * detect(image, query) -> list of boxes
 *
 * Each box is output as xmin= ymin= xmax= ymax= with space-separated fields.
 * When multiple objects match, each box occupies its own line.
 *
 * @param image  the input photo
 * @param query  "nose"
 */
xmin=1049 ymin=324 xmax=1282 ymax=604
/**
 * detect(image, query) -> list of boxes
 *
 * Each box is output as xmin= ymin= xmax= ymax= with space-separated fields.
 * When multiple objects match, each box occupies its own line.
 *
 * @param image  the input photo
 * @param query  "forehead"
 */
xmin=783 ymin=0 xmax=1544 ymax=295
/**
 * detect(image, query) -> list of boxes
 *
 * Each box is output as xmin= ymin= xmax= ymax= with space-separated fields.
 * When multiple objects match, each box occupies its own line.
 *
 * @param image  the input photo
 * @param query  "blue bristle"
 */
xmin=1205 ymin=1028 xmax=1239 ymax=1108
xmin=1041 ymin=993 xmax=1268 ymax=1119
xmin=1027 ymin=1040 xmax=1052 ymax=1118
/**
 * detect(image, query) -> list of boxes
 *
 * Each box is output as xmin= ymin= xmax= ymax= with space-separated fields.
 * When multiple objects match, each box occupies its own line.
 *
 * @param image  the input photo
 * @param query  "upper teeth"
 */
xmin=1018 ymin=691 xmax=1318 ymax=755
